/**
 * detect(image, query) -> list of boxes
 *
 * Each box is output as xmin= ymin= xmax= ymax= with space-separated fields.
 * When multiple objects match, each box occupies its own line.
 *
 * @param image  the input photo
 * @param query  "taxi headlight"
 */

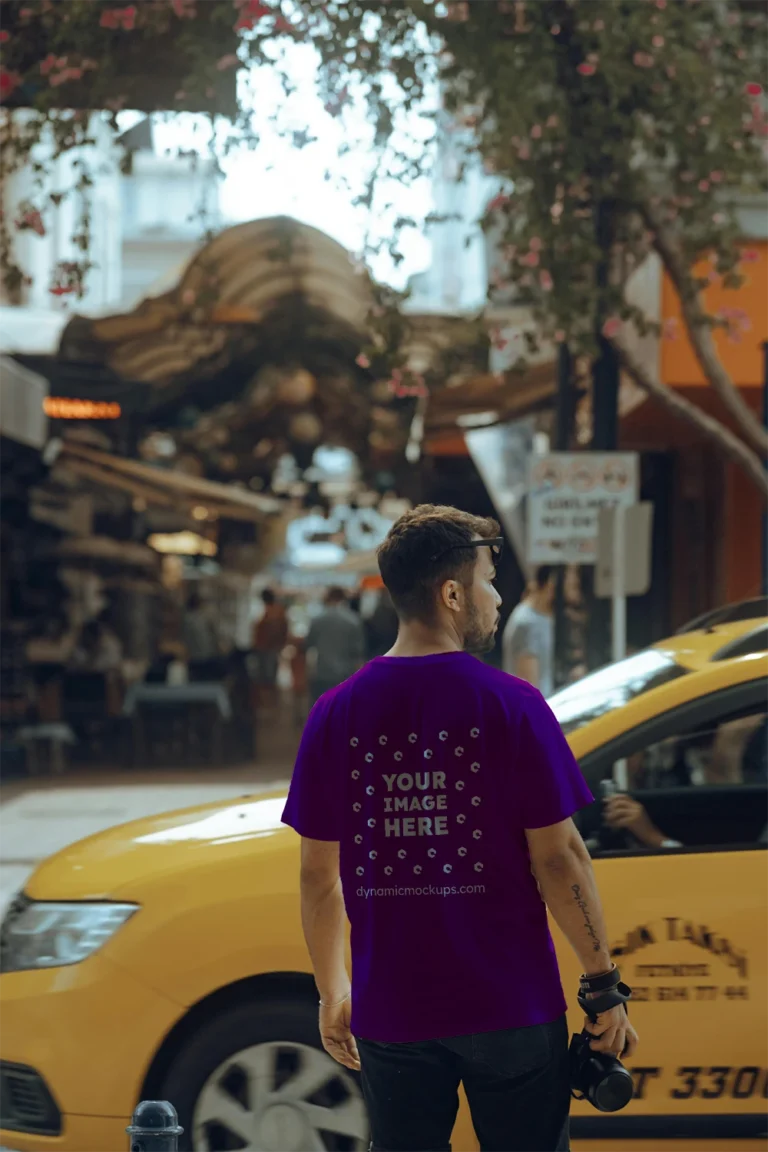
xmin=0 ymin=897 xmax=138 ymax=973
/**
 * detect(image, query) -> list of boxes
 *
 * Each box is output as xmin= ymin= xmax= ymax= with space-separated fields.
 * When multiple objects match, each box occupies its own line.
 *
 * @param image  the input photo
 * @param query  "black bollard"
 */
xmin=126 ymin=1100 xmax=183 ymax=1152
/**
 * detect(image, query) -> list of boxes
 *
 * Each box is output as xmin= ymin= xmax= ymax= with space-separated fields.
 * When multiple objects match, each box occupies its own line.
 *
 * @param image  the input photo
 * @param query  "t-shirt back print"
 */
xmin=281 ymin=650 xmax=593 ymax=1043
xmin=349 ymin=725 xmax=487 ymax=895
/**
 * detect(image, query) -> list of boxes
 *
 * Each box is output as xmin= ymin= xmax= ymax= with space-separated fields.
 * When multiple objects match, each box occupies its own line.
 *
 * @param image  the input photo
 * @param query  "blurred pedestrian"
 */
xmin=282 ymin=505 xmax=636 ymax=1152
xmin=305 ymin=586 xmax=365 ymax=705
xmin=252 ymin=588 xmax=288 ymax=709
xmin=502 ymin=565 xmax=556 ymax=696
xmin=364 ymin=587 xmax=399 ymax=658
xmin=183 ymin=592 xmax=221 ymax=681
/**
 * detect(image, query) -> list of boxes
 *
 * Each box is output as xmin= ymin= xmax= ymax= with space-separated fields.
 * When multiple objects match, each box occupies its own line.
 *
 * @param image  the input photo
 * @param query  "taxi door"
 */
xmin=563 ymin=678 xmax=768 ymax=1152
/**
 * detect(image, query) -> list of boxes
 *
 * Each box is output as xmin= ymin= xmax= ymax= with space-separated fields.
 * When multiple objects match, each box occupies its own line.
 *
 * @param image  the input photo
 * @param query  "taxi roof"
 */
xmin=653 ymin=617 xmax=768 ymax=671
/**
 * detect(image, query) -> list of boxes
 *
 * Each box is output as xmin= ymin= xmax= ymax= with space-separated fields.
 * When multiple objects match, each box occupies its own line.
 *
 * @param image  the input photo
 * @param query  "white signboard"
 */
xmin=527 ymin=452 xmax=639 ymax=565
xmin=595 ymin=503 xmax=654 ymax=599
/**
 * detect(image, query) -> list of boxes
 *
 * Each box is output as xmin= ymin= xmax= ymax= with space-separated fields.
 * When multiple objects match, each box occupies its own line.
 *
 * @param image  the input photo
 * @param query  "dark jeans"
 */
xmin=357 ymin=1016 xmax=570 ymax=1152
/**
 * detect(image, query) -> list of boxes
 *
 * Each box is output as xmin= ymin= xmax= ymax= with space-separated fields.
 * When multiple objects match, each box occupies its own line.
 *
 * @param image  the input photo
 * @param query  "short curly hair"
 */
xmin=377 ymin=504 xmax=500 ymax=622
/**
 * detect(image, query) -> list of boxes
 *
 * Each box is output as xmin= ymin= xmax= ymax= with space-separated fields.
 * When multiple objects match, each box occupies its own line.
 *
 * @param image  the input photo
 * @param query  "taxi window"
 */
xmin=625 ymin=710 xmax=767 ymax=793
xmin=549 ymin=650 xmax=689 ymax=735
xmin=596 ymin=706 xmax=768 ymax=853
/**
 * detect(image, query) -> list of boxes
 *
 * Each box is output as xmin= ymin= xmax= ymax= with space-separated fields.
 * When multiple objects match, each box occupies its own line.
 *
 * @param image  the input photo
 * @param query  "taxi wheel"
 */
xmin=161 ymin=996 xmax=369 ymax=1152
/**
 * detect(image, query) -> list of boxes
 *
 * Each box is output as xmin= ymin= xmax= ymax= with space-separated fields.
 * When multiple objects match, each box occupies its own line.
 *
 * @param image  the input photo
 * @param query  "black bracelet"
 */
xmin=579 ymin=965 xmax=621 ymax=995
xmin=578 ymin=982 xmax=633 ymax=1021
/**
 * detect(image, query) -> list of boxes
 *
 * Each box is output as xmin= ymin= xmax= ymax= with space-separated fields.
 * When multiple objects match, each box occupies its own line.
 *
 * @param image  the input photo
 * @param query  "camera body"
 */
xmin=569 ymin=1030 xmax=635 ymax=1113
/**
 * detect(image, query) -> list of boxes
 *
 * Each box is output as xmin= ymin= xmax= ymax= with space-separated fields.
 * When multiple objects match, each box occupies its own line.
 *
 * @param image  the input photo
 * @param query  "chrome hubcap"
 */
xmin=193 ymin=1039 xmax=368 ymax=1151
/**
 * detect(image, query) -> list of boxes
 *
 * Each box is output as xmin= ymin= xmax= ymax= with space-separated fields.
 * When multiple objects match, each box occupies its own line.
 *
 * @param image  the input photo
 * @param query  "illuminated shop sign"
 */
xmin=43 ymin=398 xmax=122 ymax=420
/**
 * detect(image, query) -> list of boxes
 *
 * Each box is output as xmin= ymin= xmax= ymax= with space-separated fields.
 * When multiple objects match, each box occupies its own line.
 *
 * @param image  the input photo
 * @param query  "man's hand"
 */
xmin=319 ymin=998 xmax=360 ymax=1071
xmin=584 ymin=1004 xmax=639 ymax=1059
xmin=604 ymin=794 xmax=664 ymax=849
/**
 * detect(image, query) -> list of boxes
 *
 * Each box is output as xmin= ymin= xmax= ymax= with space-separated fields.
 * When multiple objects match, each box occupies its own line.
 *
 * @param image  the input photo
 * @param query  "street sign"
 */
xmin=595 ymin=503 xmax=654 ymax=599
xmin=527 ymin=452 xmax=639 ymax=565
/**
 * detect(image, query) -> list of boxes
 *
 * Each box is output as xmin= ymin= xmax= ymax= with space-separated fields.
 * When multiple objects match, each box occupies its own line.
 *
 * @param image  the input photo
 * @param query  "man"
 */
xmin=282 ymin=505 xmax=637 ymax=1152
xmin=502 ymin=564 xmax=556 ymax=696
xmin=252 ymin=588 xmax=288 ymax=706
xmin=182 ymin=592 xmax=221 ymax=681
xmin=305 ymin=586 xmax=365 ymax=705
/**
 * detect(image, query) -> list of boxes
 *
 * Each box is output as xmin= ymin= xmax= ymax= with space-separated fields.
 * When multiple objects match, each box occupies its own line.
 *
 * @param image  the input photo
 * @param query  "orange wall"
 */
xmin=661 ymin=242 xmax=768 ymax=388
xmin=724 ymin=458 xmax=765 ymax=602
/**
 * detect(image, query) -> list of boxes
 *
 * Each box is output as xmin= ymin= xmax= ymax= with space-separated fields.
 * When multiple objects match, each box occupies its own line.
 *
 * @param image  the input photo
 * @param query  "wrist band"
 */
xmin=577 ymin=982 xmax=632 ymax=1021
xmin=579 ymin=964 xmax=621 ymax=995
xmin=319 ymin=992 xmax=351 ymax=1007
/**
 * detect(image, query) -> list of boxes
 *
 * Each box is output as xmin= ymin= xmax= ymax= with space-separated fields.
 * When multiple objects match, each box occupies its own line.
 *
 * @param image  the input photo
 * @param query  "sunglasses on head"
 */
xmin=430 ymin=537 xmax=505 ymax=565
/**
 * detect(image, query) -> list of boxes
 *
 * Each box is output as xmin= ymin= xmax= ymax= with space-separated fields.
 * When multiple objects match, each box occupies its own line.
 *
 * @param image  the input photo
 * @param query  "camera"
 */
xmin=569 ymin=1029 xmax=635 ymax=1112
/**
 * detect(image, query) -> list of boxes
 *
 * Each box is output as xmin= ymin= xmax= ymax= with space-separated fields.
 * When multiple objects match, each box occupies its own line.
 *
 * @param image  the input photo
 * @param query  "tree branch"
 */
xmin=612 ymin=333 xmax=768 ymax=503
xmin=641 ymin=200 xmax=768 ymax=459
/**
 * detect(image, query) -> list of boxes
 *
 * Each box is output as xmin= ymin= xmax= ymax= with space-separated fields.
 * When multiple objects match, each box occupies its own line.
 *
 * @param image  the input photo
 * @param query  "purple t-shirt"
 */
xmin=281 ymin=651 xmax=593 ymax=1043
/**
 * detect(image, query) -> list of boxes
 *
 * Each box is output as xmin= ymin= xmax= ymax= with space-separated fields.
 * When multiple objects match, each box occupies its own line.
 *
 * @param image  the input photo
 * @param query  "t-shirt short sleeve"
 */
xmin=515 ymin=688 xmax=593 ymax=829
xmin=510 ymin=617 xmax=537 ymax=657
xmin=281 ymin=694 xmax=341 ymax=840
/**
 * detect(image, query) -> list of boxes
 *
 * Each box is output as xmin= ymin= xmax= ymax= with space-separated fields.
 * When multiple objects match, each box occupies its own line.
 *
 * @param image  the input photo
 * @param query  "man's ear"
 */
xmin=440 ymin=578 xmax=463 ymax=614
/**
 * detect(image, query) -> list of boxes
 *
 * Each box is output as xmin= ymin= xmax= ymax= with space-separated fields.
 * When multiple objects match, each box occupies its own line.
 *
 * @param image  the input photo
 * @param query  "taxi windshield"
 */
xmin=549 ymin=649 xmax=689 ymax=735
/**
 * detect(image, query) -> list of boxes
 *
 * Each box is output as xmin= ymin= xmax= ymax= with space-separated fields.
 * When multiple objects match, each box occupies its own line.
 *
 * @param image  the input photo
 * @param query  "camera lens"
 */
xmin=594 ymin=1068 xmax=634 ymax=1113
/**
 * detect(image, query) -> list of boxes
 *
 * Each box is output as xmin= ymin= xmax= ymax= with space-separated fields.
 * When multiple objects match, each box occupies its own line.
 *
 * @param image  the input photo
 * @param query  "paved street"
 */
xmin=0 ymin=705 xmax=298 ymax=914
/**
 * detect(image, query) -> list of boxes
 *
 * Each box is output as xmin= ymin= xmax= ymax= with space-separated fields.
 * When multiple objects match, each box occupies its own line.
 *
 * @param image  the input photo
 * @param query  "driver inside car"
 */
xmin=603 ymin=714 xmax=766 ymax=850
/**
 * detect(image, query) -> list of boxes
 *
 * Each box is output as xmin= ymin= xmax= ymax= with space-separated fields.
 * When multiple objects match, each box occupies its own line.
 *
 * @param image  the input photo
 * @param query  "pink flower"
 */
xmin=655 ymin=0 xmax=667 ymax=7
xmin=0 ymin=30 xmax=9 ymax=43
xmin=602 ymin=317 xmax=622 ymax=339
xmin=577 ymin=62 xmax=597 ymax=76
xmin=171 ymin=0 xmax=196 ymax=15
xmin=0 ymin=70 xmax=21 ymax=99
xmin=633 ymin=52 xmax=654 ymax=68
xmin=539 ymin=270 xmax=553 ymax=291
xmin=355 ymin=353 xmax=370 ymax=369
xmin=550 ymin=202 xmax=563 ymax=219
xmin=709 ymin=170 xmax=723 ymax=183
xmin=531 ymin=124 xmax=542 ymax=139
xmin=550 ymin=24 xmax=561 ymax=35
xmin=742 ymin=248 xmax=760 ymax=264
xmin=712 ymin=212 xmax=726 ymax=225
xmin=15 ymin=209 xmax=45 ymax=236
xmin=99 ymin=6 xmax=136 ymax=30
xmin=745 ymin=82 xmax=763 ymax=97
xmin=234 ymin=0 xmax=271 ymax=30
xmin=519 ymin=250 xmax=540 ymax=268
xmin=518 ymin=144 xmax=530 ymax=160
xmin=216 ymin=54 xmax=239 ymax=70
xmin=698 ymin=179 xmax=709 ymax=192
xmin=40 ymin=53 xmax=58 ymax=76
xmin=652 ymin=34 xmax=664 ymax=47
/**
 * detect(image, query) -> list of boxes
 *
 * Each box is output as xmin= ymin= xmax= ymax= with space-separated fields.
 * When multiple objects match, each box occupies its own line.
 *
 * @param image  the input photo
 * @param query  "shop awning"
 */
xmin=58 ymin=217 xmax=372 ymax=389
xmin=58 ymin=441 xmax=281 ymax=522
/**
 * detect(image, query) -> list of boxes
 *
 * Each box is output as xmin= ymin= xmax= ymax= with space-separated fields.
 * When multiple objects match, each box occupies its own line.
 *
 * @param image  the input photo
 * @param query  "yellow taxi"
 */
xmin=1 ymin=619 xmax=766 ymax=1152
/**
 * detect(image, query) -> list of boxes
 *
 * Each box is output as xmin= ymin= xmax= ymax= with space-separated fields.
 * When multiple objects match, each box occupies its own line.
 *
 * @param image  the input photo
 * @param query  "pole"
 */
xmin=554 ymin=342 xmax=573 ymax=687
xmin=762 ymin=341 xmax=768 ymax=595
xmin=586 ymin=199 xmax=621 ymax=671
xmin=126 ymin=1101 xmax=182 ymax=1152
xmin=611 ymin=504 xmax=626 ymax=664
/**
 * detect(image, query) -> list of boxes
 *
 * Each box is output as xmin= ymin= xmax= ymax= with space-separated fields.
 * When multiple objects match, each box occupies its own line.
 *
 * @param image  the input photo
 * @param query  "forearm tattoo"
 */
xmin=572 ymin=883 xmax=601 ymax=952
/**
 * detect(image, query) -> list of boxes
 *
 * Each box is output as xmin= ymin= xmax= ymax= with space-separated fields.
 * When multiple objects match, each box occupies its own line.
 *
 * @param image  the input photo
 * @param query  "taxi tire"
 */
xmin=160 ymin=995 xmax=361 ymax=1151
